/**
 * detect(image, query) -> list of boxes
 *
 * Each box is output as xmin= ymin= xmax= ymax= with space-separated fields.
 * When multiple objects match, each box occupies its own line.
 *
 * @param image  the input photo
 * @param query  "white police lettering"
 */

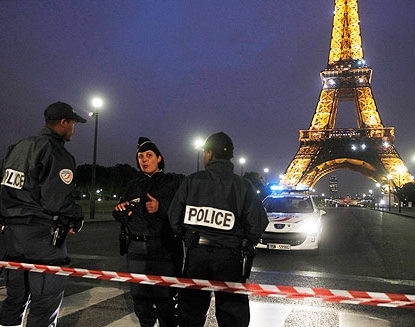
xmin=184 ymin=205 xmax=235 ymax=230
xmin=1 ymin=168 xmax=25 ymax=189
xmin=59 ymin=169 xmax=73 ymax=185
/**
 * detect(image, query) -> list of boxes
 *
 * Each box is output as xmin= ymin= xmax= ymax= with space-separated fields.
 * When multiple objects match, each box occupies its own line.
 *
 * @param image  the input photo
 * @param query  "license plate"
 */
xmin=268 ymin=243 xmax=291 ymax=250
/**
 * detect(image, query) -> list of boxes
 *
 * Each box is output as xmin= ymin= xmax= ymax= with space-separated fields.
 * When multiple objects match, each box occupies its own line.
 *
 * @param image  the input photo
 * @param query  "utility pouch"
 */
xmin=119 ymin=224 xmax=131 ymax=256
xmin=51 ymin=220 xmax=70 ymax=248
xmin=183 ymin=230 xmax=199 ymax=249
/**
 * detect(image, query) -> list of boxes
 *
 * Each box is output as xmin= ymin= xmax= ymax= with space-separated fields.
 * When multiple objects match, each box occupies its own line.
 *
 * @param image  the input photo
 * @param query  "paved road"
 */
xmin=2 ymin=206 xmax=415 ymax=326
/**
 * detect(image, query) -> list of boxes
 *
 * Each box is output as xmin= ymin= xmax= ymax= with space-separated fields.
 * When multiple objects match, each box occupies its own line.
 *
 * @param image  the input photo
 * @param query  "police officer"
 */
xmin=113 ymin=137 xmax=184 ymax=327
xmin=168 ymin=131 xmax=268 ymax=327
xmin=0 ymin=102 xmax=86 ymax=327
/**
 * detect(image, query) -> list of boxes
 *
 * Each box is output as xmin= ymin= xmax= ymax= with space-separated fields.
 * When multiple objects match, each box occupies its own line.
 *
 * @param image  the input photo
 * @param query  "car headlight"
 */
xmin=298 ymin=220 xmax=320 ymax=234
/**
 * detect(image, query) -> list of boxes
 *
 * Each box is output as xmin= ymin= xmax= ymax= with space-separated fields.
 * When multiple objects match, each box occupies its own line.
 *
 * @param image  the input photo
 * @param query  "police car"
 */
xmin=257 ymin=188 xmax=325 ymax=251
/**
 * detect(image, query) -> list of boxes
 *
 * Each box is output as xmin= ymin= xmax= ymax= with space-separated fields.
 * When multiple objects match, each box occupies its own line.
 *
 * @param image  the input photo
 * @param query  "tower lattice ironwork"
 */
xmin=281 ymin=0 xmax=412 ymax=190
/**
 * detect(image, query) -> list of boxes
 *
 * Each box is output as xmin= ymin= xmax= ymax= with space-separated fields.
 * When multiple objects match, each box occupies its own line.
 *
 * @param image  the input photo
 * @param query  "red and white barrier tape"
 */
xmin=1 ymin=260 xmax=415 ymax=309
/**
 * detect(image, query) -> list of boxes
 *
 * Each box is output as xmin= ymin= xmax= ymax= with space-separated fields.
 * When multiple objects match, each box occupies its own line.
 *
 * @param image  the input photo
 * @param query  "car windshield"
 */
xmin=263 ymin=196 xmax=314 ymax=213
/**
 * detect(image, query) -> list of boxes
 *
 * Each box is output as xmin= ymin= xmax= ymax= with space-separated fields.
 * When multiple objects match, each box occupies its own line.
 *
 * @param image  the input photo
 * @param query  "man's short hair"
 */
xmin=203 ymin=132 xmax=234 ymax=160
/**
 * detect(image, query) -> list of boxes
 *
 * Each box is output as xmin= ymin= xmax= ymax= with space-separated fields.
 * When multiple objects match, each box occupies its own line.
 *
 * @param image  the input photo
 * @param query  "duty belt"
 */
xmin=130 ymin=234 xmax=157 ymax=242
xmin=4 ymin=216 xmax=54 ymax=227
xmin=198 ymin=235 xmax=213 ymax=245
xmin=197 ymin=236 xmax=229 ymax=248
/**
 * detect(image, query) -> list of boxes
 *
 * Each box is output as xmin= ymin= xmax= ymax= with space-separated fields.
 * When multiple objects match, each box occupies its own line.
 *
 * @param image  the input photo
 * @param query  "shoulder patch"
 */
xmin=59 ymin=169 xmax=73 ymax=185
xmin=1 ymin=168 xmax=25 ymax=189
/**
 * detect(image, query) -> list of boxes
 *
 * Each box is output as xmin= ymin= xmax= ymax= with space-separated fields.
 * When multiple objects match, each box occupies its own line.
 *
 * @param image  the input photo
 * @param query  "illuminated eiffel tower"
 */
xmin=281 ymin=0 xmax=412 ymax=190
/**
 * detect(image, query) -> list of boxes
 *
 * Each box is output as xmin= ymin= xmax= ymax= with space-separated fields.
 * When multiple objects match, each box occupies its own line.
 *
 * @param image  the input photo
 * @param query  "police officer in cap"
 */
xmin=0 ymin=101 xmax=86 ymax=327
xmin=168 ymin=131 xmax=268 ymax=327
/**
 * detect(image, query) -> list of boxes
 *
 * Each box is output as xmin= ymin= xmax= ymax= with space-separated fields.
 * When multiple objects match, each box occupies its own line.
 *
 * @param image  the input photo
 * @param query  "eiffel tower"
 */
xmin=281 ymin=0 xmax=412 ymax=190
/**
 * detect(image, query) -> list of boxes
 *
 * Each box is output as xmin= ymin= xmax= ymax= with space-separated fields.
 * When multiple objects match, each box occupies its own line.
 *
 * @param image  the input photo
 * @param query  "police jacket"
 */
xmin=117 ymin=171 xmax=184 ymax=238
xmin=168 ymin=159 xmax=268 ymax=249
xmin=0 ymin=127 xmax=83 ymax=222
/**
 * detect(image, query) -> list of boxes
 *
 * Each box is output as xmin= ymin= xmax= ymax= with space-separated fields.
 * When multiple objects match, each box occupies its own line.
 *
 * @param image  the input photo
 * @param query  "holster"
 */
xmin=240 ymin=239 xmax=255 ymax=279
xmin=50 ymin=219 xmax=70 ymax=248
xmin=183 ymin=230 xmax=199 ymax=249
xmin=119 ymin=224 xmax=131 ymax=256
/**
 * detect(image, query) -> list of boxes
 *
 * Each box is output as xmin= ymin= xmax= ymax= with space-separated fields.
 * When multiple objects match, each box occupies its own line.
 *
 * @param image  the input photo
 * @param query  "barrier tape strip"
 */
xmin=1 ymin=261 xmax=415 ymax=309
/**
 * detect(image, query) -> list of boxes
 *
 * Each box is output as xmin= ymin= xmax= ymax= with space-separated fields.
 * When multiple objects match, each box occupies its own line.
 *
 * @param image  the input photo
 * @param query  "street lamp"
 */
xmin=239 ymin=157 xmax=246 ymax=176
xmin=89 ymin=97 xmax=103 ymax=220
xmin=194 ymin=138 xmax=204 ymax=172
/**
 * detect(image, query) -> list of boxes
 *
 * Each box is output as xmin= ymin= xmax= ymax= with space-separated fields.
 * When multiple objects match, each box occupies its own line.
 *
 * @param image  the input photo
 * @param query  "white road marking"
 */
xmin=59 ymin=287 xmax=126 ymax=317
xmin=105 ymin=313 xmax=140 ymax=327
xmin=0 ymin=285 xmax=394 ymax=326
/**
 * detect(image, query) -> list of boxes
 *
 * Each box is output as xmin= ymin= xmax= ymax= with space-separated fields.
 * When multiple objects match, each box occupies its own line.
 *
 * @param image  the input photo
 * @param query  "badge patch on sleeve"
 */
xmin=59 ymin=169 xmax=73 ymax=185
xmin=184 ymin=205 xmax=235 ymax=230
xmin=1 ymin=168 xmax=25 ymax=189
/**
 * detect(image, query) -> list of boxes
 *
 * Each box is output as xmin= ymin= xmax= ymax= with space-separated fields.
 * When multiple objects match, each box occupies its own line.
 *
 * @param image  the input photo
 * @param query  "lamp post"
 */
xmin=239 ymin=157 xmax=246 ymax=176
xmin=89 ymin=97 xmax=103 ymax=220
xmin=387 ymin=174 xmax=392 ymax=212
xmin=263 ymin=167 xmax=269 ymax=185
xmin=368 ymin=189 xmax=373 ymax=208
xmin=375 ymin=182 xmax=381 ymax=209
xmin=194 ymin=138 xmax=204 ymax=172
xmin=397 ymin=166 xmax=406 ymax=213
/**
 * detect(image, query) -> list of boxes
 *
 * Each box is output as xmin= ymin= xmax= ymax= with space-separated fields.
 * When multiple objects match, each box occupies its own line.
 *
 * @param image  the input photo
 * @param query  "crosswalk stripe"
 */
xmin=249 ymin=301 xmax=292 ymax=326
xmin=0 ymin=285 xmax=394 ymax=326
xmin=338 ymin=311 xmax=390 ymax=327
xmin=59 ymin=286 xmax=126 ymax=317
xmin=105 ymin=313 xmax=140 ymax=327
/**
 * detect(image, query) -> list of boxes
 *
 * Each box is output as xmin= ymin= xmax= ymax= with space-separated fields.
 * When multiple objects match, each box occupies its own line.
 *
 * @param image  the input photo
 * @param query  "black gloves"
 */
xmin=112 ymin=209 xmax=130 ymax=225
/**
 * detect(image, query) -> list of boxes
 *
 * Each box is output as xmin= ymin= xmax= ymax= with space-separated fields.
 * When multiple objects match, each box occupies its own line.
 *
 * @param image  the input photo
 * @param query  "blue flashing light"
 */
xmin=270 ymin=184 xmax=284 ymax=191
xmin=269 ymin=184 xmax=309 ymax=194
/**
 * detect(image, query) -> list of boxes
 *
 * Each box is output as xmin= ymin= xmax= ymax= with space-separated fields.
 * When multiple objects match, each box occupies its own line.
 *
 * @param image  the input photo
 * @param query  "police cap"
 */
xmin=44 ymin=102 xmax=87 ymax=123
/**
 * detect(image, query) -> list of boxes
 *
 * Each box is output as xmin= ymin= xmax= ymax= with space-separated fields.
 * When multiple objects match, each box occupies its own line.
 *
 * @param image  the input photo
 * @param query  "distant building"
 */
xmin=329 ymin=176 xmax=338 ymax=199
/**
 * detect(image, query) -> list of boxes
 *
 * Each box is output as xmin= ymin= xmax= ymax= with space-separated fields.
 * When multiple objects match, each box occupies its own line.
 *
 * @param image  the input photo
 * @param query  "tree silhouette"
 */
xmin=243 ymin=171 xmax=269 ymax=200
xmin=400 ymin=182 xmax=415 ymax=205
xmin=75 ymin=164 xmax=139 ymax=200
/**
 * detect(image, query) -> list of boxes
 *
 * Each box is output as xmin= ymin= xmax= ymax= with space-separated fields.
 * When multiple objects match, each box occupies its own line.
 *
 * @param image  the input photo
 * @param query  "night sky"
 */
xmin=1 ymin=1 xmax=414 ymax=196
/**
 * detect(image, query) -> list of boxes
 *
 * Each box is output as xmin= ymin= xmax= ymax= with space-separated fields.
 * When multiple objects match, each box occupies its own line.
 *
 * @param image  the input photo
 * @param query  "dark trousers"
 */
xmin=179 ymin=245 xmax=250 ymax=327
xmin=127 ymin=238 xmax=180 ymax=327
xmin=0 ymin=224 xmax=68 ymax=327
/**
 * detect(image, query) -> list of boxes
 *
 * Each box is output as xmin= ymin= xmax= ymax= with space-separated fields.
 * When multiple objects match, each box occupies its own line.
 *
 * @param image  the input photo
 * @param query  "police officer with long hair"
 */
xmin=113 ymin=137 xmax=184 ymax=327
xmin=168 ymin=132 xmax=268 ymax=327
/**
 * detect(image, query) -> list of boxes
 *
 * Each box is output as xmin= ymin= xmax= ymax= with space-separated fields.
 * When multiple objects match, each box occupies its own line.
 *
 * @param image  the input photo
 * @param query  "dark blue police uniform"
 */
xmin=0 ymin=103 xmax=85 ymax=327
